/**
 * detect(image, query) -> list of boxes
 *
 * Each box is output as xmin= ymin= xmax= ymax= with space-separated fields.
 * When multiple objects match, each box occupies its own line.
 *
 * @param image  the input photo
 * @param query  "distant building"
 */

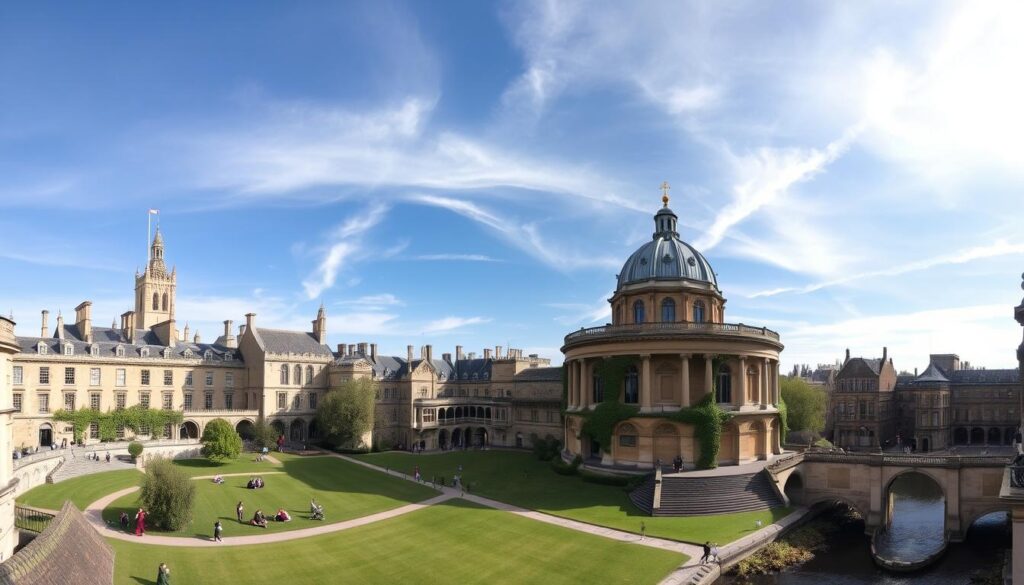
xmin=831 ymin=348 xmax=898 ymax=450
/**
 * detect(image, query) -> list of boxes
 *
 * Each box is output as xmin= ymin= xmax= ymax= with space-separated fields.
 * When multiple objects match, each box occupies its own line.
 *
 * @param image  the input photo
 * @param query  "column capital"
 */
xmin=640 ymin=353 xmax=652 ymax=360
xmin=678 ymin=353 xmax=691 ymax=359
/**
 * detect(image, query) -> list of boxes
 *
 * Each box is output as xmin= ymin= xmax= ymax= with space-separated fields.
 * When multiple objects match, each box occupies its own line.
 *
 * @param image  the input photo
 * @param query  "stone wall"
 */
xmin=0 ymin=501 xmax=113 ymax=585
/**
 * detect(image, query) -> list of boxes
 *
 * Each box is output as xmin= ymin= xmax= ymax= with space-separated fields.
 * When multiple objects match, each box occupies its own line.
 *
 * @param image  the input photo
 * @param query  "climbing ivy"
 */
xmin=53 ymin=406 xmax=184 ymax=443
xmin=656 ymin=393 xmax=731 ymax=469
xmin=777 ymin=393 xmax=789 ymax=444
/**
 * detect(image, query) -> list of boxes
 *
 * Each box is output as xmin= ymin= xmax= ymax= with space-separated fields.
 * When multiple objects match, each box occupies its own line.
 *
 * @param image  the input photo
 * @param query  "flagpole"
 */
xmin=147 ymin=210 xmax=152 ymax=265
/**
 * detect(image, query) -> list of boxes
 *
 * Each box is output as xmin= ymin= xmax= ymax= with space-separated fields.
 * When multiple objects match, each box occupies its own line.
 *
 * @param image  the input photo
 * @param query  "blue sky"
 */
xmin=2 ymin=1 xmax=1024 ymax=372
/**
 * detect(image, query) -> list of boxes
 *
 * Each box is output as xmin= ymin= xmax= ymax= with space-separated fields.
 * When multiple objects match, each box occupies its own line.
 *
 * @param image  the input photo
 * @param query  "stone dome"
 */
xmin=616 ymin=200 xmax=718 ymax=291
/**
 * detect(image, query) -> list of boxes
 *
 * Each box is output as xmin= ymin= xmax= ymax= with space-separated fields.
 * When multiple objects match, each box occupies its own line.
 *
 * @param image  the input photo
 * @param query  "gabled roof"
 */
xmin=839 ymin=357 xmax=882 ymax=378
xmin=255 ymin=328 xmax=332 ymax=357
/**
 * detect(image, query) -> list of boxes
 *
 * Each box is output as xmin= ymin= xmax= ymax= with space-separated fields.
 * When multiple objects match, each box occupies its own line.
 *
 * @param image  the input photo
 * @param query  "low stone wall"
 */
xmin=138 ymin=442 xmax=203 ymax=467
xmin=0 ymin=501 xmax=113 ymax=585
xmin=11 ymin=456 xmax=64 ymax=498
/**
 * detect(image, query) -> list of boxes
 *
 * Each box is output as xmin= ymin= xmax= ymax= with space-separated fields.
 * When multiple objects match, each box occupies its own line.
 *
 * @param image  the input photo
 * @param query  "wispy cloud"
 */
xmin=301 ymin=203 xmax=390 ymax=299
xmin=415 ymin=253 xmax=500 ymax=262
xmin=421 ymin=316 xmax=491 ymax=334
xmin=750 ymin=239 xmax=1024 ymax=298
xmin=547 ymin=292 xmax=613 ymax=325
xmin=337 ymin=293 xmax=405 ymax=307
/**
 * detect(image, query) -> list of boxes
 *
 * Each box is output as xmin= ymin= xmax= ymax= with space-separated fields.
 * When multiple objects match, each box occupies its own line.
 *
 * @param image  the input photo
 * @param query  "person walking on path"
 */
xmin=135 ymin=508 xmax=146 ymax=536
xmin=213 ymin=521 xmax=223 ymax=542
xmin=236 ymin=501 xmax=244 ymax=523
xmin=640 ymin=521 xmax=646 ymax=541
xmin=710 ymin=543 xmax=720 ymax=564
xmin=700 ymin=541 xmax=711 ymax=564
xmin=156 ymin=563 xmax=170 ymax=585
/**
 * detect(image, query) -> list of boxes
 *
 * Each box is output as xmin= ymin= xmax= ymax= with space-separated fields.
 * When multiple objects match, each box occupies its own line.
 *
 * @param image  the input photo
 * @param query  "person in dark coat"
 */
xmin=156 ymin=563 xmax=170 ymax=585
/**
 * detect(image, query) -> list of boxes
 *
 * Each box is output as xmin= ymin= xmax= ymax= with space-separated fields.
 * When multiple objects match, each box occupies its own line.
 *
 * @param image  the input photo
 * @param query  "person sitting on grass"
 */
xmin=255 ymin=476 xmax=264 ymax=488
xmin=275 ymin=508 xmax=291 ymax=522
xmin=246 ymin=477 xmax=256 ymax=489
xmin=212 ymin=474 xmax=224 ymax=484
xmin=251 ymin=510 xmax=268 ymax=528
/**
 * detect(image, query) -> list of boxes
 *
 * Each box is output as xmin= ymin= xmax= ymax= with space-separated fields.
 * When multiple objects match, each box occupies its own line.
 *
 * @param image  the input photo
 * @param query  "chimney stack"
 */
xmin=245 ymin=313 xmax=256 ymax=333
xmin=882 ymin=346 xmax=888 ymax=364
xmin=193 ymin=331 xmax=201 ymax=344
xmin=41 ymin=309 xmax=49 ymax=338
xmin=358 ymin=342 xmax=368 ymax=356
xmin=183 ymin=323 xmax=190 ymax=342
xmin=223 ymin=320 xmax=237 ymax=349
xmin=56 ymin=312 xmax=65 ymax=341
xmin=456 ymin=345 xmax=464 ymax=361
xmin=496 ymin=345 xmax=502 ymax=359
xmin=484 ymin=348 xmax=492 ymax=360
xmin=121 ymin=311 xmax=136 ymax=343
xmin=844 ymin=348 xmax=850 ymax=363
xmin=407 ymin=345 xmax=414 ymax=364
xmin=370 ymin=343 xmax=377 ymax=361
xmin=239 ymin=323 xmax=245 ymax=336
xmin=337 ymin=343 xmax=346 ymax=356
xmin=348 ymin=344 xmax=356 ymax=356
xmin=443 ymin=352 xmax=452 ymax=363
xmin=426 ymin=344 xmax=433 ymax=363
xmin=74 ymin=301 xmax=93 ymax=343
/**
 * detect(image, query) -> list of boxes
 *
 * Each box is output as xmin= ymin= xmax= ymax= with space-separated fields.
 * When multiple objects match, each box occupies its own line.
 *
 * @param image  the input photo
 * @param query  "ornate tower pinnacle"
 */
xmin=135 ymin=226 xmax=176 ymax=329
xmin=660 ymin=181 xmax=670 ymax=207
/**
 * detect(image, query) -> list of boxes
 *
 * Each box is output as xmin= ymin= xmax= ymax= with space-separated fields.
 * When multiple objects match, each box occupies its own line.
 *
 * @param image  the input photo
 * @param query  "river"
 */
xmin=716 ymin=473 xmax=1010 ymax=584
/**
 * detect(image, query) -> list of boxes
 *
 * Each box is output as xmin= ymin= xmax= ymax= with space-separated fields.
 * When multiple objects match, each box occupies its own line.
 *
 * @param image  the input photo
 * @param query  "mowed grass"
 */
xmin=17 ymin=469 xmax=143 ymax=511
xmin=357 ymin=450 xmax=791 ymax=544
xmin=101 ymin=455 xmax=436 ymax=538
xmin=110 ymin=499 xmax=685 ymax=585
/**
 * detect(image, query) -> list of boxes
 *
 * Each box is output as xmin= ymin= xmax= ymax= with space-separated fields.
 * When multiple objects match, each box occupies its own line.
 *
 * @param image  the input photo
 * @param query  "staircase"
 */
xmin=49 ymin=453 xmax=136 ymax=483
xmin=629 ymin=471 xmax=783 ymax=516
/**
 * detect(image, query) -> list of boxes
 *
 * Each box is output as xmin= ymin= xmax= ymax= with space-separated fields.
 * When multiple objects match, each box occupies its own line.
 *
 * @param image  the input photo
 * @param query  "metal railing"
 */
xmin=1010 ymin=464 xmax=1024 ymax=488
xmin=563 ymin=321 xmax=781 ymax=344
xmin=15 ymin=505 xmax=54 ymax=533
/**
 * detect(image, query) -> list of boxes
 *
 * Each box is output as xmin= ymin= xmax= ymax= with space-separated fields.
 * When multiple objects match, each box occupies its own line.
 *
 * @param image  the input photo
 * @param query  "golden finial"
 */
xmin=660 ymin=181 xmax=670 ymax=206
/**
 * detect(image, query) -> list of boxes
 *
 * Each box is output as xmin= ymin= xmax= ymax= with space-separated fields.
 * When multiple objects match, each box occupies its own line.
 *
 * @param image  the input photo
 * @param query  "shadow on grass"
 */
xmin=129 ymin=578 xmax=156 ymax=585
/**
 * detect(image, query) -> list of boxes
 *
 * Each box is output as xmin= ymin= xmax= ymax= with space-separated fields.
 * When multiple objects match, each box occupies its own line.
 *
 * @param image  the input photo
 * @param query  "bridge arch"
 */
xmin=783 ymin=470 xmax=804 ymax=503
xmin=964 ymin=507 xmax=1010 ymax=533
xmin=882 ymin=469 xmax=946 ymax=534
xmin=805 ymin=495 xmax=869 ymax=520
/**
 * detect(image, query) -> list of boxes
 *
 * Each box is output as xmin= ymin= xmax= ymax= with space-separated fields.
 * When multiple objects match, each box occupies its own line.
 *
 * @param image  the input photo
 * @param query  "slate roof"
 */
xmin=255 ymin=328 xmax=332 ymax=357
xmin=947 ymin=369 xmax=1019 ymax=384
xmin=514 ymin=366 xmax=563 ymax=382
xmin=839 ymin=357 xmax=882 ymax=377
xmin=335 ymin=353 xmax=496 ymax=381
xmin=15 ymin=326 xmax=239 ymax=362
xmin=912 ymin=362 xmax=950 ymax=384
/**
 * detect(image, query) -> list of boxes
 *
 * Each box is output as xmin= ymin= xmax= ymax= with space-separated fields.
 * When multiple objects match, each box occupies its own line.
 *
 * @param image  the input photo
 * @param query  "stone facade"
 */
xmin=0 ymin=316 xmax=19 ymax=561
xmin=5 ymin=228 xmax=562 ymax=455
xmin=562 ymin=196 xmax=783 ymax=470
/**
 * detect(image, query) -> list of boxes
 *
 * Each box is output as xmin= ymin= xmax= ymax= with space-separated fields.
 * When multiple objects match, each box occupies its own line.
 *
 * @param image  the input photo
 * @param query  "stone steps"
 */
xmin=50 ymin=452 xmax=136 ymax=483
xmin=629 ymin=471 xmax=783 ymax=516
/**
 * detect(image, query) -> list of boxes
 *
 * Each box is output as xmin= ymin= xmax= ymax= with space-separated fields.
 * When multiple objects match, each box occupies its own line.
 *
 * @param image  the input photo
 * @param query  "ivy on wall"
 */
xmin=574 ymin=354 xmax=734 ymax=470
xmin=777 ymin=393 xmax=789 ymax=443
xmin=53 ymin=406 xmax=184 ymax=443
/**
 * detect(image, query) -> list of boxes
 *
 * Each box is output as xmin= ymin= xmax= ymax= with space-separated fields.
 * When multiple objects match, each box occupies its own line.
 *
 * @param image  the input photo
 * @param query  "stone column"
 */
xmin=704 ymin=355 xmax=714 ymax=398
xmin=738 ymin=356 xmax=748 ymax=407
xmin=580 ymin=358 xmax=590 ymax=409
xmin=641 ymin=354 xmax=652 ymax=411
xmin=567 ymin=360 xmax=576 ymax=409
xmin=680 ymin=354 xmax=690 ymax=407
xmin=761 ymin=359 xmax=769 ymax=409
xmin=773 ymin=360 xmax=780 ymax=405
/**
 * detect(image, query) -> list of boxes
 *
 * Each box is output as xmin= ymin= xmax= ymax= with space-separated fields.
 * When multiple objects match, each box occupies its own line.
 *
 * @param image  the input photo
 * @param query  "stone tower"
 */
xmin=312 ymin=303 xmax=327 ymax=344
xmin=135 ymin=228 xmax=176 ymax=330
xmin=0 ymin=315 xmax=19 ymax=560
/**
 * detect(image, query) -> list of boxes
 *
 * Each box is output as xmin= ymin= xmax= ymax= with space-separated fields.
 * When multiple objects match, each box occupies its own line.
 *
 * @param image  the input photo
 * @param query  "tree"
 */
xmin=200 ymin=418 xmax=242 ymax=461
xmin=780 ymin=377 xmax=827 ymax=433
xmin=316 ymin=378 xmax=376 ymax=449
xmin=128 ymin=441 xmax=144 ymax=460
xmin=139 ymin=457 xmax=195 ymax=531
xmin=251 ymin=419 xmax=278 ymax=450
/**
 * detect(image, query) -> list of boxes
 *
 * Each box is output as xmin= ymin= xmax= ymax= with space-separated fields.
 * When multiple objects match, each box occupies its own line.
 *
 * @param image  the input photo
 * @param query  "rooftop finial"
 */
xmin=660 ymin=181 xmax=670 ymax=207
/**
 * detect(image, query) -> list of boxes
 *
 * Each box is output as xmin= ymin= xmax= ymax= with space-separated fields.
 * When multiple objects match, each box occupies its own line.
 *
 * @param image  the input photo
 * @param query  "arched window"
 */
xmin=152 ymin=292 xmax=159 ymax=310
xmin=592 ymin=366 xmax=604 ymax=403
xmin=623 ymin=366 xmax=639 ymax=404
xmin=716 ymin=365 xmax=732 ymax=404
xmin=161 ymin=293 xmax=168 ymax=311
xmin=693 ymin=300 xmax=706 ymax=323
xmin=633 ymin=300 xmax=646 ymax=324
xmin=294 ymin=365 xmax=302 ymax=386
xmin=280 ymin=364 xmax=289 ymax=385
xmin=661 ymin=298 xmax=676 ymax=323
xmin=747 ymin=366 xmax=759 ymax=403
xmin=306 ymin=365 xmax=314 ymax=385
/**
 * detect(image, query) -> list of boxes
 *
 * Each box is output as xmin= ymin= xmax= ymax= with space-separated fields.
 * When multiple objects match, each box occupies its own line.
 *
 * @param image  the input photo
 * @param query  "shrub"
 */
xmin=200 ymin=418 xmax=242 ymax=461
xmin=317 ymin=378 xmax=376 ymax=449
xmin=139 ymin=457 xmax=195 ymax=531
xmin=550 ymin=454 xmax=581 ymax=476
xmin=251 ymin=419 xmax=278 ymax=450
xmin=127 ymin=442 xmax=144 ymax=460
xmin=531 ymin=434 xmax=562 ymax=461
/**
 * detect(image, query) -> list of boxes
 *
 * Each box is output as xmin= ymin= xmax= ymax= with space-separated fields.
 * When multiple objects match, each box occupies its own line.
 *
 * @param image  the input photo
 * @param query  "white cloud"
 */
xmin=337 ymin=294 xmax=405 ymax=307
xmin=547 ymin=292 xmax=613 ymax=325
xmin=415 ymin=254 xmax=500 ymax=262
xmin=301 ymin=203 xmax=390 ymax=299
xmin=421 ymin=316 xmax=491 ymax=334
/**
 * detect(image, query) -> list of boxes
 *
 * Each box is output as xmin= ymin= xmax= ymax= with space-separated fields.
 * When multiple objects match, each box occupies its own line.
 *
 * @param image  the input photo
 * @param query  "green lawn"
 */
xmin=17 ymin=469 xmax=143 ymax=511
xmin=357 ymin=450 xmax=791 ymax=544
xmin=110 ymin=499 xmax=685 ymax=585
xmin=101 ymin=455 xmax=436 ymax=538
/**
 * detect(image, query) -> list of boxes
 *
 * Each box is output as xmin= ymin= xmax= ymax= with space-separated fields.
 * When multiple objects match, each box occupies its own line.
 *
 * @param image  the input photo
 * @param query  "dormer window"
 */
xmin=184 ymin=349 xmax=193 ymax=359
xmin=140 ymin=347 xmax=150 ymax=358
xmin=90 ymin=345 xmax=99 ymax=356
xmin=162 ymin=347 xmax=172 ymax=358
xmin=64 ymin=344 xmax=74 ymax=356
xmin=204 ymin=350 xmax=213 ymax=360
xmin=483 ymin=372 xmax=490 ymax=380
xmin=38 ymin=342 xmax=48 ymax=355
xmin=223 ymin=352 xmax=233 ymax=361
xmin=115 ymin=345 xmax=125 ymax=357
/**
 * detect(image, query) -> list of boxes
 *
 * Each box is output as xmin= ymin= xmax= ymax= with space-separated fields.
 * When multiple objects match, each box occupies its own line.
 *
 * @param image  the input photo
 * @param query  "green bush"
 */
xmin=139 ymin=457 xmax=195 ymax=531
xmin=579 ymin=470 xmax=630 ymax=486
xmin=317 ymin=378 xmax=376 ymax=449
xmin=200 ymin=418 xmax=242 ymax=461
xmin=128 ymin=442 xmax=144 ymax=460
xmin=550 ymin=454 xmax=581 ymax=475
xmin=531 ymin=434 xmax=562 ymax=461
xmin=250 ymin=419 xmax=278 ymax=450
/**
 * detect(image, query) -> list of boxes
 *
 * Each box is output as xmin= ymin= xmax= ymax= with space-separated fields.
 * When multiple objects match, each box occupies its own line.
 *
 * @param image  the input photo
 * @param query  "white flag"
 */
xmin=148 ymin=209 xmax=159 ymax=214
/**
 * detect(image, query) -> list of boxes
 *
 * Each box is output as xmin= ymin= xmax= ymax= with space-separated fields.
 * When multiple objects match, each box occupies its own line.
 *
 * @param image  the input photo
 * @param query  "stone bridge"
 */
xmin=765 ymin=451 xmax=1010 ymax=542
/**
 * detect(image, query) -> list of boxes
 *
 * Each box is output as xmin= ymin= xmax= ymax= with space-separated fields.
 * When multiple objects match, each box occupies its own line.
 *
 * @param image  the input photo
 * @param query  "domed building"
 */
xmin=562 ymin=191 xmax=784 ymax=470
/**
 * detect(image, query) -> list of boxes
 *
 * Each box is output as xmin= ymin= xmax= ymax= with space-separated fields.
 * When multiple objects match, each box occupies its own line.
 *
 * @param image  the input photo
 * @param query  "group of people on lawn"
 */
xmin=235 ymin=499 xmax=291 ymax=528
xmin=118 ymin=508 xmax=147 ymax=536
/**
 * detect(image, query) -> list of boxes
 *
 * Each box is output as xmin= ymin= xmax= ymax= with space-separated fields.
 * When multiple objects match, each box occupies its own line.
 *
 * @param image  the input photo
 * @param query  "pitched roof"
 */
xmin=913 ymin=362 xmax=950 ymax=384
xmin=255 ymin=328 xmax=332 ymax=357
xmin=948 ymin=369 xmax=1019 ymax=384
xmin=839 ymin=357 xmax=882 ymax=377
xmin=514 ymin=366 xmax=562 ymax=382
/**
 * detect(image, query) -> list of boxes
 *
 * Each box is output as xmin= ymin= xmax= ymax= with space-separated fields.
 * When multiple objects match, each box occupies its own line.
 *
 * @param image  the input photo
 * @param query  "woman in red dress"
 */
xmin=135 ymin=508 xmax=146 ymax=536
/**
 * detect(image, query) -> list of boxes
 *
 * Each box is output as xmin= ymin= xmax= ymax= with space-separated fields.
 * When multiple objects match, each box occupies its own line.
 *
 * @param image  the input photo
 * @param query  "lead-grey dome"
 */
xmin=617 ymin=200 xmax=718 ymax=291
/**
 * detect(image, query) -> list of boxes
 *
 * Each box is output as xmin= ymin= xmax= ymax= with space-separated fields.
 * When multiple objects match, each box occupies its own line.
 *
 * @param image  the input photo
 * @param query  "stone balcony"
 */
xmin=562 ymin=321 xmax=782 ymax=350
xmin=181 ymin=408 xmax=259 ymax=417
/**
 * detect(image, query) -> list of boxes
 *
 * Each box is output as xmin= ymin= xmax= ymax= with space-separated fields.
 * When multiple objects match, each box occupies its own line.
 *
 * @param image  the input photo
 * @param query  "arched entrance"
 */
xmin=783 ymin=473 xmax=804 ymax=504
xmin=438 ymin=428 xmax=448 ymax=449
xmin=987 ymin=428 xmax=1000 ymax=445
xmin=515 ymin=432 xmax=523 ymax=448
xmin=878 ymin=471 xmax=946 ymax=561
xmin=308 ymin=420 xmax=320 ymax=440
xmin=180 ymin=421 xmax=200 ymax=440
xmin=970 ymin=427 xmax=985 ymax=444
xmin=452 ymin=428 xmax=463 ymax=448
xmin=270 ymin=420 xmax=286 ymax=438
xmin=653 ymin=424 xmax=678 ymax=466
xmin=1005 ymin=428 xmax=1016 ymax=445
xmin=290 ymin=419 xmax=306 ymax=442
xmin=953 ymin=427 xmax=968 ymax=445
xmin=921 ymin=437 xmax=930 ymax=452
xmin=38 ymin=423 xmax=53 ymax=447
xmin=235 ymin=420 xmax=256 ymax=440
xmin=474 ymin=427 xmax=488 ymax=447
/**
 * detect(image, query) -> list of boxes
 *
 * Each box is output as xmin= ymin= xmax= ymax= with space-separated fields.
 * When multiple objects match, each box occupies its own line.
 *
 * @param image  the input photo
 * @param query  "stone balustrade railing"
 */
xmin=563 ymin=321 xmax=781 ymax=345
